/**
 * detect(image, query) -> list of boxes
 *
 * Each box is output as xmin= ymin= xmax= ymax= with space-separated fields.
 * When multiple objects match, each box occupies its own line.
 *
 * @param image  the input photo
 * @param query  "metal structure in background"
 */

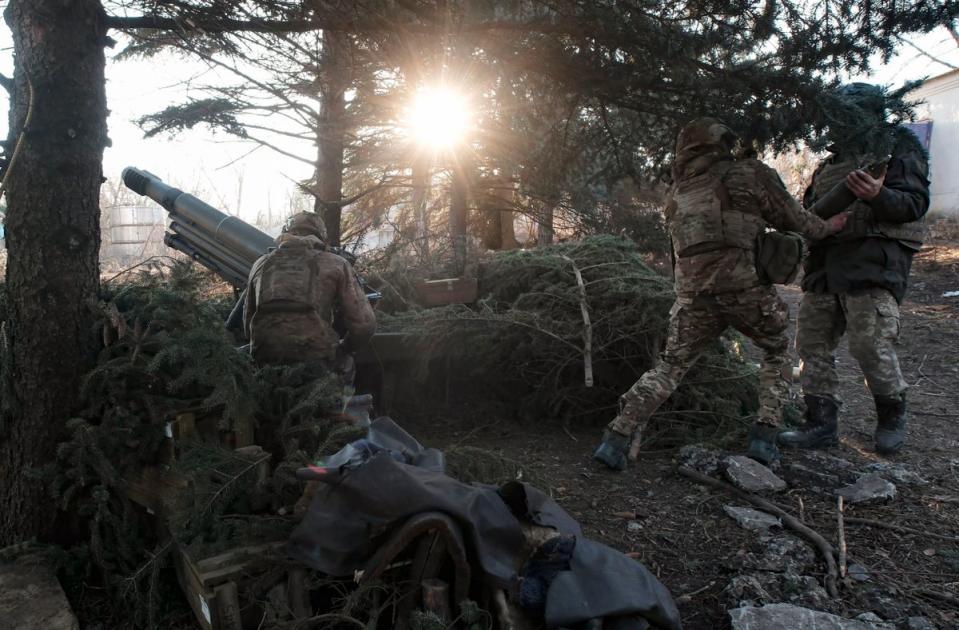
xmin=104 ymin=204 xmax=166 ymax=261
xmin=122 ymin=167 xmax=275 ymax=287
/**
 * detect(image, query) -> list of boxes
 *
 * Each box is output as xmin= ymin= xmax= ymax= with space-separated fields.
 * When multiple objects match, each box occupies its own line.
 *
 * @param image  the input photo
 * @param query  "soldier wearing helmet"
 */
xmin=593 ymin=117 xmax=849 ymax=471
xmin=243 ymin=211 xmax=376 ymax=367
xmin=780 ymin=83 xmax=930 ymax=456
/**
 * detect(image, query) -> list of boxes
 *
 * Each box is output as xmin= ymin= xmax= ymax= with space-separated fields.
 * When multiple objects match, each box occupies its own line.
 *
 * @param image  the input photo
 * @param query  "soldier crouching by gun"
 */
xmin=241 ymin=212 xmax=376 ymax=456
xmin=243 ymin=212 xmax=376 ymax=372
xmin=593 ymin=117 xmax=849 ymax=471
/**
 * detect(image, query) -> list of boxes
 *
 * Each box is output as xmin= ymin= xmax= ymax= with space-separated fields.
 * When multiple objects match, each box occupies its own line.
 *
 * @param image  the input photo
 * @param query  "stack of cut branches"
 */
xmin=379 ymin=235 xmax=759 ymax=446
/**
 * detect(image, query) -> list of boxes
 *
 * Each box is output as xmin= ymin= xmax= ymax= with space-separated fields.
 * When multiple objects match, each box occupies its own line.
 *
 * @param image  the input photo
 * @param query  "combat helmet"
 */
xmin=282 ymin=211 xmax=328 ymax=242
xmin=673 ymin=117 xmax=737 ymax=178
xmin=675 ymin=117 xmax=738 ymax=154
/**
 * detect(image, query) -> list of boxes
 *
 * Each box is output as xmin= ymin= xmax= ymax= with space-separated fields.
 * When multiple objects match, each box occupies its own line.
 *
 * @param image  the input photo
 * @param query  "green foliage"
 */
xmin=137 ymin=98 xmax=249 ymax=139
xmin=85 ymin=263 xmax=258 ymax=431
xmin=49 ymin=263 xmax=351 ymax=625
xmin=811 ymin=81 xmax=927 ymax=157
xmin=255 ymin=363 xmax=348 ymax=457
xmin=383 ymin=236 xmax=758 ymax=445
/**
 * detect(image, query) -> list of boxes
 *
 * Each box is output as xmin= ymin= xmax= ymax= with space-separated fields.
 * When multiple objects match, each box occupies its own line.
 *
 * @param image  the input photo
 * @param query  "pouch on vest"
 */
xmin=756 ymin=230 xmax=804 ymax=285
xmin=257 ymin=244 xmax=321 ymax=314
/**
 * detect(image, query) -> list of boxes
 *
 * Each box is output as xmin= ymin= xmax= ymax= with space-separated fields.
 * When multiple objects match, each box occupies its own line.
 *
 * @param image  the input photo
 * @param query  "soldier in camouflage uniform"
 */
xmin=779 ymin=84 xmax=930 ymax=456
xmin=243 ymin=212 xmax=376 ymax=368
xmin=593 ymin=117 xmax=848 ymax=470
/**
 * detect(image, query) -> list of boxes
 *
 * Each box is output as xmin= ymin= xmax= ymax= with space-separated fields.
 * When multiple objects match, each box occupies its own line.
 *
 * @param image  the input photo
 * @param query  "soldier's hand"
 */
xmin=846 ymin=169 xmax=884 ymax=200
xmin=825 ymin=211 xmax=851 ymax=233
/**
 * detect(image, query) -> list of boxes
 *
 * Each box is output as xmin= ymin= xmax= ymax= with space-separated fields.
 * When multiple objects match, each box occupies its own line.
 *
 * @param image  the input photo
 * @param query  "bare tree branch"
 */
xmin=896 ymin=35 xmax=957 ymax=70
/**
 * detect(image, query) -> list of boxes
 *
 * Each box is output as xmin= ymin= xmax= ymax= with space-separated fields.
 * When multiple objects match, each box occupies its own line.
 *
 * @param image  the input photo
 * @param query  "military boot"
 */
xmin=874 ymin=393 xmax=907 ymax=455
xmin=747 ymin=423 xmax=781 ymax=464
xmin=777 ymin=395 xmax=839 ymax=449
xmin=593 ymin=430 xmax=630 ymax=471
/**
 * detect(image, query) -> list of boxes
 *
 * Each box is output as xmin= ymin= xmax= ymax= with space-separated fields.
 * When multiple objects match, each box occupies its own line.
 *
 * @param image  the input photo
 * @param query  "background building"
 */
xmin=911 ymin=69 xmax=959 ymax=217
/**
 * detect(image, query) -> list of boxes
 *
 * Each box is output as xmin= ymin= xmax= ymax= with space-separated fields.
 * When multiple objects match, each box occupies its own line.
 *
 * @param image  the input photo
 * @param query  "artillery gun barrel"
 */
xmin=122 ymin=167 xmax=274 ymax=275
xmin=168 ymin=220 xmax=252 ymax=279
xmin=163 ymin=233 xmax=249 ymax=287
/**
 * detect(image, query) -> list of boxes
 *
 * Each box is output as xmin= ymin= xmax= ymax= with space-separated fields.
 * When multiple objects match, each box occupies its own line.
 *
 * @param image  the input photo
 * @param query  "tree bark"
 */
xmin=0 ymin=0 xmax=107 ymax=545
xmin=411 ymin=152 xmax=431 ymax=263
xmin=315 ymin=30 xmax=349 ymax=247
xmin=449 ymin=163 xmax=469 ymax=275
xmin=537 ymin=201 xmax=555 ymax=246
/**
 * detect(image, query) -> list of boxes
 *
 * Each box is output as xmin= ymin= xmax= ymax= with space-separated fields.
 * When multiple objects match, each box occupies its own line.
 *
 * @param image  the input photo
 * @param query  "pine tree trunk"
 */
xmin=450 ymin=163 xmax=469 ymax=274
xmin=499 ymin=172 xmax=518 ymax=250
xmin=315 ymin=30 xmax=348 ymax=247
xmin=0 ymin=0 xmax=107 ymax=545
xmin=537 ymin=202 xmax=555 ymax=246
xmin=411 ymin=152 xmax=431 ymax=263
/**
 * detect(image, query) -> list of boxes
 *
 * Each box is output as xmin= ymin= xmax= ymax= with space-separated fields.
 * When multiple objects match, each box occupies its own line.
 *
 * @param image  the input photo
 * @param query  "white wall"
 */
xmin=912 ymin=70 xmax=959 ymax=216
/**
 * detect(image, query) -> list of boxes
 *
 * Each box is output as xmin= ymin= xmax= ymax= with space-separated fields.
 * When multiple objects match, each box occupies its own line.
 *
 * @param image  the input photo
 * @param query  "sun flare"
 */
xmin=406 ymin=87 xmax=470 ymax=149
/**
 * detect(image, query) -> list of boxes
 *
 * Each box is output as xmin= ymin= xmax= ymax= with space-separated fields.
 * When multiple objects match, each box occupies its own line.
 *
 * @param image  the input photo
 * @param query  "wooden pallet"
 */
xmin=173 ymin=542 xmax=308 ymax=630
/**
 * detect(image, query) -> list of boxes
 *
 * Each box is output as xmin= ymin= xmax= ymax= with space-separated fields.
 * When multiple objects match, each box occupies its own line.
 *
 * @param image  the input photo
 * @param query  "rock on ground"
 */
xmin=0 ymin=555 xmax=78 ymax=630
xmin=723 ymin=573 xmax=830 ymax=611
xmin=755 ymin=535 xmax=816 ymax=574
xmin=729 ymin=603 xmax=892 ymax=629
xmin=724 ymin=456 xmax=787 ymax=493
xmin=723 ymin=574 xmax=776 ymax=608
xmin=678 ymin=444 xmax=722 ymax=476
xmin=723 ymin=505 xmax=782 ymax=531
xmin=836 ymin=473 xmax=897 ymax=505
xmin=906 ymin=617 xmax=938 ymax=630
xmin=863 ymin=462 xmax=928 ymax=486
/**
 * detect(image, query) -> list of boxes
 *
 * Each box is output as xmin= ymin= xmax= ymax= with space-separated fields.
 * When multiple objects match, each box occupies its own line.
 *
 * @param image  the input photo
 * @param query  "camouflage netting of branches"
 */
xmin=38 ymin=262 xmax=507 ymax=627
xmin=379 ymin=235 xmax=760 ymax=447
xmin=46 ymin=262 xmax=354 ymax=625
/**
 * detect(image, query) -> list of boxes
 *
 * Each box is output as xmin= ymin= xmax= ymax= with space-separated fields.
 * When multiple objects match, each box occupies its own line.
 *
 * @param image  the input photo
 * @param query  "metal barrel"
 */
xmin=163 ymin=233 xmax=249 ymax=287
xmin=122 ymin=167 xmax=274 ymax=266
xmin=169 ymin=220 xmax=253 ymax=279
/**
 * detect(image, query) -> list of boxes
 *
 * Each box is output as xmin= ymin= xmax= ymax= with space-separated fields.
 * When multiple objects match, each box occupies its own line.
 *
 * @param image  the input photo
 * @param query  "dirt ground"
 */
xmin=399 ymin=240 xmax=959 ymax=629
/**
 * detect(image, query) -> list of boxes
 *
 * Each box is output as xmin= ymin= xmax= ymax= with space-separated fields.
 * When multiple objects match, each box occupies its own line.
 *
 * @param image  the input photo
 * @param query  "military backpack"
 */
xmin=256 ymin=239 xmax=323 ymax=314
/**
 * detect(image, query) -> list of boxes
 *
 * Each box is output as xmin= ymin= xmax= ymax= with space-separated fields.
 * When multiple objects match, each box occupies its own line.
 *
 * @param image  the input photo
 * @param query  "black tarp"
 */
xmin=288 ymin=417 xmax=682 ymax=630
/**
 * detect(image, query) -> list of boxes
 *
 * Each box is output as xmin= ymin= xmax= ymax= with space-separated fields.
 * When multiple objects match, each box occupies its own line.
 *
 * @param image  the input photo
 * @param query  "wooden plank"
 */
xmin=414 ymin=277 xmax=478 ymax=307
xmin=232 ymin=409 xmax=255 ymax=448
xmin=121 ymin=465 xmax=192 ymax=517
xmin=173 ymin=545 xmax=215 ymax=630
xmin=287 ymin=568 xmax=311 ymax=618
xmin=193 ymin=542 xmax=286 ymax=588
xmin=172 ymin=412 xmax=196 ymax=442
xmin=213 ymin=581 xmax=243 ymax=630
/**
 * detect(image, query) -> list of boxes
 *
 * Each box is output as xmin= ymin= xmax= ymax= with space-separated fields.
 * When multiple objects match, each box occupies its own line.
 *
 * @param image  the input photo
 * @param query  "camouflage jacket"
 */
xmin=244 ymin=233 xmax=376 ymax=365
xmin=668 ymin=157 xmax=834 ymax=296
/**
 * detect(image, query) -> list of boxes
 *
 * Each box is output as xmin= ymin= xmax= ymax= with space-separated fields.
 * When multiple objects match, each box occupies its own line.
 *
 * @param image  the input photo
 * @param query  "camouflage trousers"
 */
xmin=797 ymin=288 xmax=906 ymax=402
xmin=608 ymin=286 xmax=790 ymax=440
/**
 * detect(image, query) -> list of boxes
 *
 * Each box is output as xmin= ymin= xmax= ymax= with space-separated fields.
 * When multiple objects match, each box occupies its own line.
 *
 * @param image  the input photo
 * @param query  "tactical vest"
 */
xmin=812 ymin=156 xmax=925 ymax=251
xmin=256 ymin=240 xmax=323 ymax=314
xmin=668 ymin=160 xmax=766 ymax=257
